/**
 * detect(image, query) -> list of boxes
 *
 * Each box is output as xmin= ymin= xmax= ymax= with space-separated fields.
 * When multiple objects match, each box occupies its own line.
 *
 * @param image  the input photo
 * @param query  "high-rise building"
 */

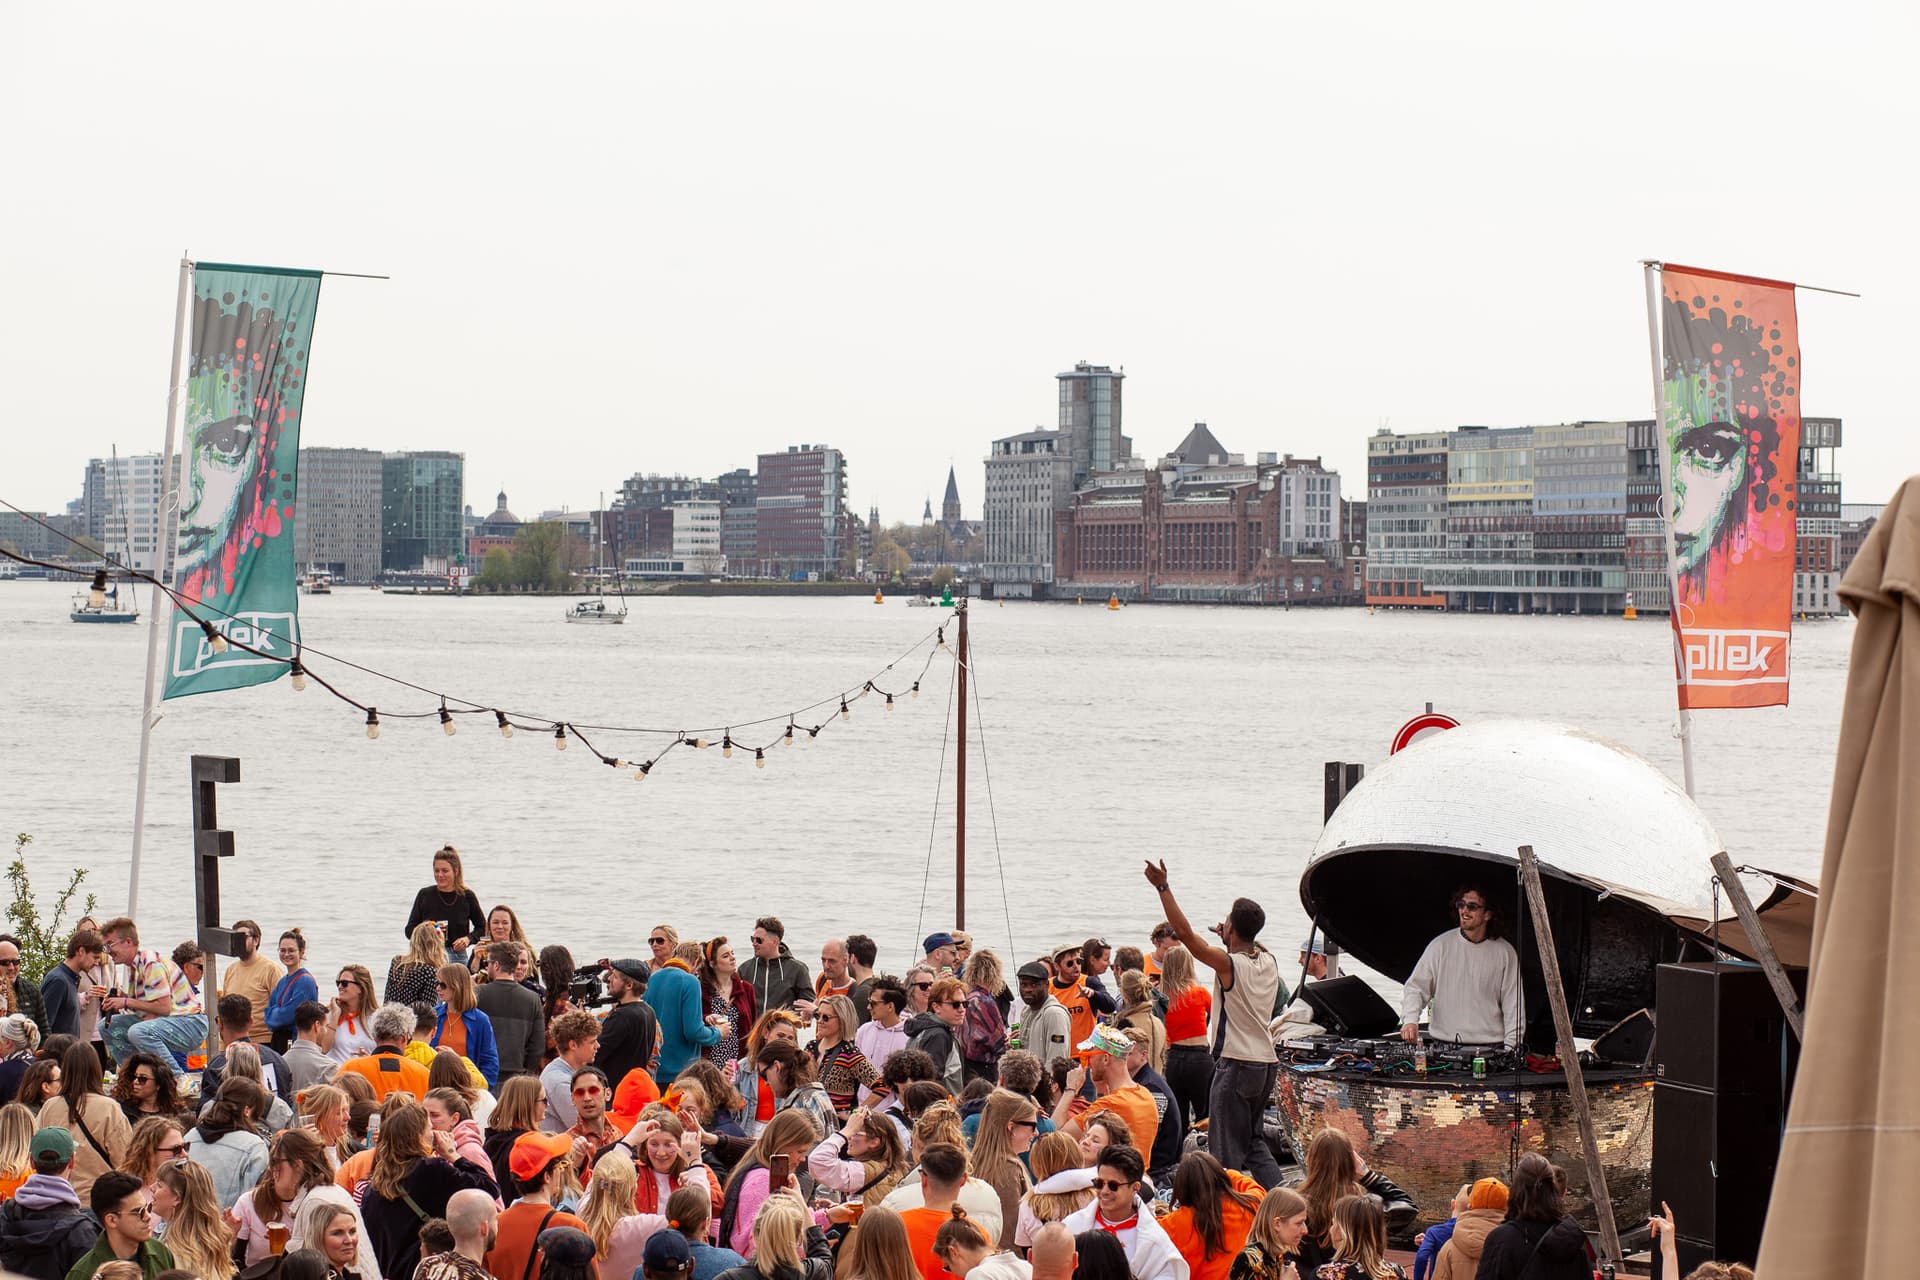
xmin=983 ymin=429 xmax=1073 ymax=591
xmin=1363 ymin=430 xmax=1449 ymax=606
xmin=381 ymin=451 xmax=465 ymax=573
xmin=1057 ymin=362 xmax=1131 ymax=487
xmin=608 ymin=473 xmax=710 ymax=565
xmin=82 ymin=453 xmax=170 ymax=573
xmin=294 ymin=447 xmax=384 ymax=582
xmin=1795 ymin=417 xmax=1844 ymax=615
xmin=671 ymin=499 xmax=725 ymax=576
xmin=754 ymin=444 xmax=849 ymax=577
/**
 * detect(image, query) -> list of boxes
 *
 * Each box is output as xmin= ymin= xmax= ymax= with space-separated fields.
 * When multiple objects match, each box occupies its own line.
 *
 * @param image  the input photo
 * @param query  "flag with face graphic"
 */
xmin=1656 ymin=264 xmax=1800 ymax=710
xmin=164 ymin=263 xmax=323 ymax=700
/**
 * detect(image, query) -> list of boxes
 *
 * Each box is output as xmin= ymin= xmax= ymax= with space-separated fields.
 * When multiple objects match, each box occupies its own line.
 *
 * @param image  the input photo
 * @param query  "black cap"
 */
xmin=608 ymin=959 xmax=650 ymax=983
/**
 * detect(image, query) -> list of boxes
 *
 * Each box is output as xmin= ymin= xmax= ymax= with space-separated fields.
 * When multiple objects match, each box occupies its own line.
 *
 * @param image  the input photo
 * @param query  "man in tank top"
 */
xmin=1141 ymin=860 xmax=1282 ymax=1189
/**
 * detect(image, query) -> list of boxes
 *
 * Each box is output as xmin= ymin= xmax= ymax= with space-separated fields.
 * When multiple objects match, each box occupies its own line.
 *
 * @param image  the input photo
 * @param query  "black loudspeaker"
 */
xmin=1650 ymin=962 xmax=1803 ymax=1270
xmin=1297 ymin=975 xmax=1400 ymax=1038
xmin=1592 ymin=1008 xmax=1654 ymax=1067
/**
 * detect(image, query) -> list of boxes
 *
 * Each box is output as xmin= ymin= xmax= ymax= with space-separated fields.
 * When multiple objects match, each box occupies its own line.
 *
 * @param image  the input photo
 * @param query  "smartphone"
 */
xmin=769 ymin=1154 xmax=791 ymax=1191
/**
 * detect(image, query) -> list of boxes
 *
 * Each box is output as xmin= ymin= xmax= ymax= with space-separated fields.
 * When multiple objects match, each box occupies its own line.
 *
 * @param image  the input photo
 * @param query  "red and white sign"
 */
xmin=1392 ymin=711 xmax=1460 ymax=754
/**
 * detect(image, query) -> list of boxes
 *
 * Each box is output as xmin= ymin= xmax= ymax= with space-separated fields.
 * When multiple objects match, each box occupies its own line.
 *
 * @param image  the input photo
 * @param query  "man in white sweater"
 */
xmin=1399 ymin=885 xmax=1523 ymax=1048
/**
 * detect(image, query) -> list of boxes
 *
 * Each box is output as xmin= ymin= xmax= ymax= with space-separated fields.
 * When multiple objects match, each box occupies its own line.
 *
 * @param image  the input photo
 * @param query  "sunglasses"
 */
xmin=1091 ymin=1179 xmax=1135 ymax=1193
xmin=649 ymin=938 xmax=668 ymax=946
xmin=1012 ymin=1119 xmax=1039 ymax=1130
xmin=119 ymin=1203 xmax=153 ymax=1220
xmin=934 ymin=1000 xmax=964 ymax=1010
xmin=337 ymin=980 xmax=359 ymax=989
xmin=159 ymin=1143 xmax=190 ymax=1157
xmin=572 ymin=1085 xmax=605 ymax=1098
xmin=0 ymin=960 xmax=19 ymax=969
xmin=911 ymin=982 xmax=933 ymax=991
xmin=435 ymin=981 xmax=450 ymax=990
xmin=132 ymin=1074 xmax=156 ymax=1085
xmin=1453 ymin=900 xmax=1488 ymax=913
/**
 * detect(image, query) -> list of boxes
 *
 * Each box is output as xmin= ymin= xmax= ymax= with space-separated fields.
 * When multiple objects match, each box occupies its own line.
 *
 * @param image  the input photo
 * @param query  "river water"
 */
xmin=0 ymin=582 xmax=1848 ymax=994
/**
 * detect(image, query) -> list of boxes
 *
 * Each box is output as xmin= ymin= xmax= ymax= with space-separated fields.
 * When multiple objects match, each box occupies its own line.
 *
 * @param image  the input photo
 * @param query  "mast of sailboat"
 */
xmin=955 ymin=595 xmax=968 ymax=930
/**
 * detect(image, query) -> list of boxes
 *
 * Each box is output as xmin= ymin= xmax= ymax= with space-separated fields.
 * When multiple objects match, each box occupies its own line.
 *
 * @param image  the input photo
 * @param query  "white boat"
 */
xmin=906 ymin=595 xmax=936 ymax=607
xmin=70 ymin=581 xmax=139 ymax=623
xmin=565 ymin=596 xmax=626 ymax=624
xmin=300 ymin=568 xmax=334 ymax=595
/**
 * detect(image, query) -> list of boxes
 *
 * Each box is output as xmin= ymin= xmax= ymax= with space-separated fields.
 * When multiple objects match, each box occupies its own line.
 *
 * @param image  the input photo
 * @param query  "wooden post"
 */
xmin=191 ymin=755 xmax=244 ymax=1067
xmin=1516 ymin=844 xmax=1622 ymax=1268
xmin=1708 ymin=851 xmax=1805 ymax=1042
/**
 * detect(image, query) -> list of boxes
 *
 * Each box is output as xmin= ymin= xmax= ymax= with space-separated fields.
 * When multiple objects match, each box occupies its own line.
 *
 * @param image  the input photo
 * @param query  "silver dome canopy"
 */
xmin=1303 ymin=720 xmax=1732 ymax=1041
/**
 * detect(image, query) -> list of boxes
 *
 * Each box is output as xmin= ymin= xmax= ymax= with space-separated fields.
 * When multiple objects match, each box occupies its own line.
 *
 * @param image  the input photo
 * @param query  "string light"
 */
xmin=554 ymin=724 xmax=568 ymax=751
xmin=200 ymin=618 xmax=229 ymax=655
xmin=886 ymin=693 xmax=895 ymax=712
xmin=365 ymin=708 xmax=380 ymax=740
xmin=690 ymin=736 xmax=708 ymax=750
xmin=755 ymin=748 xmax=766 ymax=770
xmin=87 ymin=570 xmax=108 ymax=609
xmin=840 ymin=697 xmax=850 ymax=722
xmin=807 ymin=726 xmax=820 ymax=743
xmin=784 ymin=721 xmax=794 ymax=747
xmin=495 ymin=711 xmax=513 ymax=739
xmin=912 ymin=680 xmax=920 ymax=699
xmin=440 ymin=704 xmax=456 ymax=737
xmin=634 ymin=760 xmax=651 ymax=781
xmin=722 ymin=732 xmax=734 ymax=760
xmin=937 ymin=627 xmax=948 ymax=652
xmin=289 ymin=660 xmax=308 ymax=693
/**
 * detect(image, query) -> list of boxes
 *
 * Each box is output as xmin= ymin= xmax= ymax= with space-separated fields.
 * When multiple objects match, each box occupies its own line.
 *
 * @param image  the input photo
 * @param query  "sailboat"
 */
xmin=71 ymin=447 xmax=140 ymax=623
xmin=565 ymin=496 xmax=627 ymax=624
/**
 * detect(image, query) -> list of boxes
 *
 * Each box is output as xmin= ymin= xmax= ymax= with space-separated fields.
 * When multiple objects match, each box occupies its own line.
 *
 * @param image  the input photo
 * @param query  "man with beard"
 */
xmin=417 ymin=1188 xmax=499 ymax=1280
xmin=217 ymin=920 xmax=284 ymax=1044
xmin=594 ymin=959 xmax=660 ymax=1085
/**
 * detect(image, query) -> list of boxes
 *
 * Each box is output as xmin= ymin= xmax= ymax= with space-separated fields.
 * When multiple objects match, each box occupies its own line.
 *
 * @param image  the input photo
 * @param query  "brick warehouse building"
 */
xmin=1051 ymin=451 xmax=1358 ymax=604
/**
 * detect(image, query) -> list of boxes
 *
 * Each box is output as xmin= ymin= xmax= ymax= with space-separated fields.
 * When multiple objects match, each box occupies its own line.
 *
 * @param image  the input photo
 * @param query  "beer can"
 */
xmin=1472 ymin=1055 xmax=1487 ymax=1080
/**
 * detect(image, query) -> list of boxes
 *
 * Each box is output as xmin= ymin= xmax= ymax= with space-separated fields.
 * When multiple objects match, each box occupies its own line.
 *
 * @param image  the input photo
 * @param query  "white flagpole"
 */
xmin=1643 ymin=261 xmax=1698 ymax=797
xmin=128 ymin=256 xmax=194 ymax=916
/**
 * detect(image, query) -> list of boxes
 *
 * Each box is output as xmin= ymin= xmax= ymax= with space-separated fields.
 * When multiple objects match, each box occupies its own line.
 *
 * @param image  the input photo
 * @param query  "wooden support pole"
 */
xmin=1708 ymin=851 xmax=1805 ymax=1042
xmin=191 ymin=755 xmax=243 ymax=1067
xmin=1516 ymin=844 xmax=1622 ymax=1268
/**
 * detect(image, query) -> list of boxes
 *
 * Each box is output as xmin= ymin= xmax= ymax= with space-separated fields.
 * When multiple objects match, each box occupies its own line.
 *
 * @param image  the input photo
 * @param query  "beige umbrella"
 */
xmin=1757 ymin=477 xmax=1920 ymax=1276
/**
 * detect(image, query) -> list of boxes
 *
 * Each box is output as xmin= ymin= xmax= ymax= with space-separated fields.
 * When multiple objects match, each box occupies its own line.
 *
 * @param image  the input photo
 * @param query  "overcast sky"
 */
xmin=4 ymin=3 xmax=1910 ymax=523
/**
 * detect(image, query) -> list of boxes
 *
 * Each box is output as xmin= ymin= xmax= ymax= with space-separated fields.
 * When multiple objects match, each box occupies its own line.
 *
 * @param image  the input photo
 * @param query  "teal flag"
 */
xmin=164 ymin=263 xmax=323 ymax=699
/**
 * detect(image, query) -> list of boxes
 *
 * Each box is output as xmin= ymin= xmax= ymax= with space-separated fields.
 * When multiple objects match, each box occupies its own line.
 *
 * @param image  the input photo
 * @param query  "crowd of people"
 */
xmin=0 ymin=848 xmax=1745 ymax=1280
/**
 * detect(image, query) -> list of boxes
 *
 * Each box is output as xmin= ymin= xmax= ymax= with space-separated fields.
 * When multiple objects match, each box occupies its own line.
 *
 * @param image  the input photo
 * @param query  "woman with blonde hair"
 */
xmin=969 ymin=1090 xmax=1037 ymax=1248
xmin=1229 ymin=1186 xmax=1308 ymax=1280
xmin=718 ymin=1110 xmax=821 ymax=1258
xmin=221 ymin=1041 xmax=297 ymax=1133
xmin=323 ymin=965 xmax=380 ymax=1062
xmin=806 ymin=995 xmax=875 ymax=1120
xmin=430 ymin=965 xmax=499 ymax=1090
xmin=301 ymin=1200 xmax=368 ymax=1280
xmin=0 ymin=1101 xmax=35 ymax=1199
xmin=1158 ymin=946 xmax=1212 ymax=1136
xmin=121 ymin=1114 xmax=190 ymax=1196
xmin=387 ymin=924 xmax=447 ymax=1010
xmin=1014 ymin=1132 xmax=1092 ymax=1250
xmin=576 ymin=1147 xmax=671 ymax=1280
xmin=712 ymin=1193 xmax=832 ymax=1280
xmin=959 ymin=952 xmax=1009 ymax=1084
xmin=1114 ymin=970 xmax=1168 ymax=1074
xmin=805 ymin=1106 xmax=907 ymax=1216
xmin=152 ymin=1157 xmax=237 ymax=1280
xmin=299 ymin=1084 xmax=354 ymax=1168
xmin=647 ymin=926 xmax=680 ymax=974
xmin=838 ymin=1204 xmax=918 ymax=1280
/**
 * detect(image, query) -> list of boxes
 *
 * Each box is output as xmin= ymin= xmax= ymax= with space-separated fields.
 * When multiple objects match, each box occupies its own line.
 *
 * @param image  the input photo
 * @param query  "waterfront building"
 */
xmin=294 ymin=446 xmax=384 ymax=582
xmin=1795 ymin=418 xmax=1844 ymax=615
xmin=1057 ymin=361 xmax=1132 ymax=487
xmin=81 ymin=452 xmax=170 ymax=573
xmin=608 ymin=473 xmax=709 ymax=566
xmin=671 ymin=499 xmax=725 ymax=576
xmin=462 ymin=488 xmax=522 ymax=574
xmin=1051 ymin=436 xmax=1352 ymax=604
xmin=983 ymin=429 xmax=1073 ymax=592
xmin=753 ymin=444 xmax=849 ymax=577
xmin=1839 ymin=502 xmax=1883 ymax=578
xmin=381 ymin=450 xmax=465 ymax=573
xmin=0 ymin=511 xmax=56 ymax=561
xmin=1364 ymin=430 xmax=1449 ymax=606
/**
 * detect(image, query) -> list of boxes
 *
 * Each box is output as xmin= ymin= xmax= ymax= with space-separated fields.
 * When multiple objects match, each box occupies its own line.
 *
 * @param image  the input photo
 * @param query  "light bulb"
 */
xmin=365 ymin=708 xmax=380 ymax=740
xmin=861 ymin=682 xmax=873 ymax=699
xmin=886 ymin=694 xmax=894 ymax=712
xmin=496 ymin=711 xmax=513 ymax=739
xmin=937 ymin=628 xmax=948 ymax=652
xmin=840 ymin=698 xmax=850 ymax=722
xmin=806 ymin=726 xmax=819 ymax=743
xmin=88 ymin=570 xmax=107 ymax=609
xmin=723 ymin=733 xmax=734 ymax=760
xmin=202 ymin=619 xmax=228 ymax=654
xmin=554 ymin=724 xmax=568 ymax=751
xmin=440 ymin=707 xmax=456 ymax=737
xmin=289 ymin=661 xmax=307 ymax=693
xmin=783 ymin=723 xmax=795 ymax=747
xmin=634 ymin=760 xmax=651 ymax=781
xmin=690 ymin=737 xmax=707 ymax=750
xmin=755 ymin=748 xmax=766 ymax=770
xmin=912 ymin=681 xmax=921 ymax=699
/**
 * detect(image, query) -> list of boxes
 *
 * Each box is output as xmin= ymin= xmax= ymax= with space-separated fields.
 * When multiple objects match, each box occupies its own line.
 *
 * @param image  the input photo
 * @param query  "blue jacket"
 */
xmin=644 ymin=965 xmax=720 ymax=1080
xmin=431 ymin=1005 xmax=500 ymax=1089
xmin=264 ymin=967 xmax=319 ymax=1034
xmin=1413 ymin=1215 xmax=1457 ymax=1280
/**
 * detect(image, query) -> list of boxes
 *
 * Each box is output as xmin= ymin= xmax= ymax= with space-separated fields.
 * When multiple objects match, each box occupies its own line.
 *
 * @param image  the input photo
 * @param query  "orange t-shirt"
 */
xmin=440 ymin=1015 xmax=469 ymax=1058
xmin=337 ymin=1050 xmax=433 ymax=1101
xmin=1159 ymin=1170 xmax=1265 ymax=1280
xmin=1071 ymin=1083 xmax=1160 ymax=1162
xmin=1051 ymin=979 xmax=1094 ymax=1064
xmin=485 ymin=1201 xmax=589 ymax=1280
xmin=0 ymin=1169 xmax=26 ymax=1201
xmin=334 ymin=1148 xmax=374 ymax=1193
xmin=1164 ymin=987 xmax=1212 ymax=1042
xmin=899 ymin=1205 xmax=958 ymax=1280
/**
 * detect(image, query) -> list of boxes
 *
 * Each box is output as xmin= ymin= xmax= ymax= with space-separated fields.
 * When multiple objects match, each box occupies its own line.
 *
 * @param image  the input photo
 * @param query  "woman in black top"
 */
xmin=1476 ymin=1153 xmax=1594 ymax=1280
xmin=404 ymin=846 xmax=485 ymax=964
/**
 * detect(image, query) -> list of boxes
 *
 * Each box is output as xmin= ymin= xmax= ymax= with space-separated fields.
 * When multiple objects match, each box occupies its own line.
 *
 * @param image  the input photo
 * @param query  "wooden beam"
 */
xmin=1708 ymin=851 xmax=1806 ymax=1042
xmin=1517 ymin=844 xmax=1622 ymax=1268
